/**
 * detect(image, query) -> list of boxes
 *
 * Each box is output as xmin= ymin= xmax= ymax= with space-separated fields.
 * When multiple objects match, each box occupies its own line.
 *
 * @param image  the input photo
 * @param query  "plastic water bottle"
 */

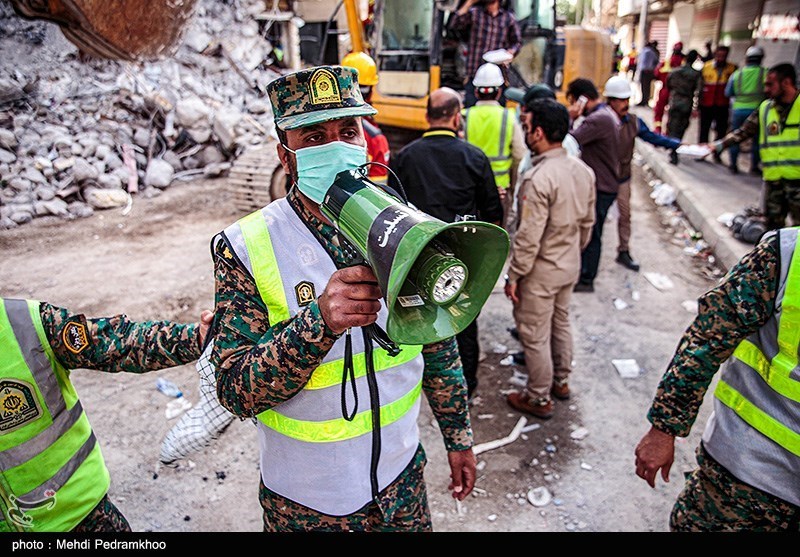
xmin=155 ymin=377 xmax=183 ymax=398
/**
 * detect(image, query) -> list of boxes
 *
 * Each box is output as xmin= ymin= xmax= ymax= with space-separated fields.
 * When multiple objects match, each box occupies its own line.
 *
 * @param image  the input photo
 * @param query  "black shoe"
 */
xmin=573 ymin=281 xmax=594 ymax=293
xmin=669 ymin=150 xmax=679 ymax=165
xmin=616 ymin=251 xmax=640 ymax=272
xmin=749 ymin=167 xmax=762 ymax=177
xmin=512 ymin=351 xmax=526 ymax=365
xmin=729 ymin=164 xmax=739 ymax=175
xmin=508 ymin=326 xmax=520 ymax=341
xmin=713 ymin=153 xmax=723 ymax=164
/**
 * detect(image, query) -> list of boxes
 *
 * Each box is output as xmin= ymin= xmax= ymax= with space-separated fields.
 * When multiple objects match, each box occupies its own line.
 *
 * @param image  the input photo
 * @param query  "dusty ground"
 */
xmin=0 ymin=159 xmax=720 ymax=533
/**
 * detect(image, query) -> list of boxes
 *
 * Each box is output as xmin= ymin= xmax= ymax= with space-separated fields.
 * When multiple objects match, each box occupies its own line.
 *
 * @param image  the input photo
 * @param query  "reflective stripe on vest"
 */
xmin=259 ymin=379 xmax=422 ymax=442
xmin=733 ymin=66 xmax=766 ymax=110
xmin=0 ymin=299 xmax=109 ymax=531
xmin=714 ymin=381 xmax=800 ymax=456
xmin=758 ymin=98 xmax=800 ymax=181
xmin=701 ymin=228 xmax=800 ymax=505
xmin=239 ymin=211 xmax=289 ymax=323
xmin=463 ymin=105 xmax=514 ymax=188
xmin=235 ymin=208 xmax=422 ymax=439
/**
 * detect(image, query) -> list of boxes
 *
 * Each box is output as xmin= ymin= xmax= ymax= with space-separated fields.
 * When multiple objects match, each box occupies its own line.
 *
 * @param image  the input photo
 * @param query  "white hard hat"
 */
xmin=745 ymin=45 xmax=764 ymax=59
xmin=473 ymin=63 xmax=504 ymax=88
xmin=603 ymin=75 xmax=632 ymax=99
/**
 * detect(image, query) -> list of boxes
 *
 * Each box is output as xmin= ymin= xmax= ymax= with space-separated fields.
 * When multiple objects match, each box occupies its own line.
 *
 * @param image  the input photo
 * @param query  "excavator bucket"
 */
xmin=8 ymin=0 xmax=199 ymax=61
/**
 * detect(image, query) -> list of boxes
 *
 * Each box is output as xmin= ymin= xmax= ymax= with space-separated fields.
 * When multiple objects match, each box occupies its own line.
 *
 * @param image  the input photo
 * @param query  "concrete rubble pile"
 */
xmin=0 ymin=0 xmax=281 ymax=229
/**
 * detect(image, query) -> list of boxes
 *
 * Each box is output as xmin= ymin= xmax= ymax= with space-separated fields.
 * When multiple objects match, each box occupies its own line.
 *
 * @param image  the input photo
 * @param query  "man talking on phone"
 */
xmin=565 ymin=78 xmax=621 ymax=293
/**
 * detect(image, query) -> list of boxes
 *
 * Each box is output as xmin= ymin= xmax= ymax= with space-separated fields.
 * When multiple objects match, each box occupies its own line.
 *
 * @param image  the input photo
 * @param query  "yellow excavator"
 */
xmin=343 ymin=0 xmax=615 ymax=133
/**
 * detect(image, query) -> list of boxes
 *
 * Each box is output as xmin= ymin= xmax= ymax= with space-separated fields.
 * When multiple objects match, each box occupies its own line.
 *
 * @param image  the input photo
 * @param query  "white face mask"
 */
xmin=283 ymin=141 xmax=368 ymax=203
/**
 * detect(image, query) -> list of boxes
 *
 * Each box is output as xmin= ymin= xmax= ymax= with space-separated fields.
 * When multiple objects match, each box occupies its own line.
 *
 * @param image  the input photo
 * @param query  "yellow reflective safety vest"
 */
xmin=701 ymin=227 xmax=800 ymax=506
xmin=463 ymin=103 xmax=515 ymax=188
xmin=222 ymin=198 xmax=424 ymax=515
xmin=758 ymin=96 xmax=800 ymax=181
xmin=731 ymin=66 xmax=766 ymax=111
xmin=0 ymin=299 xmax=110 ymax=532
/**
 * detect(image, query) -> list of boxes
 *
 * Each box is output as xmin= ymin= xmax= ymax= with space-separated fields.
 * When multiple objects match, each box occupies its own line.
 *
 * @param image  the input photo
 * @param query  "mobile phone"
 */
xmin=577 ymin=95 xmax=588 ymax=109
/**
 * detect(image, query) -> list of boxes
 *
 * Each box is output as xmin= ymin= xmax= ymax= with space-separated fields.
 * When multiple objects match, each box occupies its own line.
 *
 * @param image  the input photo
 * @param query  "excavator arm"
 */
xmin=8 ymin=0 xmax=198 ymax=61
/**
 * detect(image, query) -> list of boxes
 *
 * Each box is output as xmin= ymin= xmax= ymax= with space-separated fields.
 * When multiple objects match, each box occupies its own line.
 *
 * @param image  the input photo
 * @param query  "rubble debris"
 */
xmin=643 ymin=272 xmax=674 ymax=291
xmin=527 ymin=486 xmax=552 ymax=507
xmin=650 ymin=182 xmax=676 ymax=206
xmin=681 ymin=300 xmax=699 ymax=314
xmin=507 ymin=369 xmax=527 ymax=388
xmin=612 ymin=359 xmax=641 ymax=378
xmin=569 ymin=427 xmax=589 ymax=440
xmin=473 ymin=416 xmax=527 ymax=456
xmin=613 ymin=298 xmax=628 ymax=310
xmin=0 ymin=0 xmax=280 ymax=230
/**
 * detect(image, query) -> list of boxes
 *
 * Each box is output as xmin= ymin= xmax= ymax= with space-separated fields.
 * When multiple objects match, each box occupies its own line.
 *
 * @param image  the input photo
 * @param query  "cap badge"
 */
xmin=310 ymin=68 xmax=341 ymax=105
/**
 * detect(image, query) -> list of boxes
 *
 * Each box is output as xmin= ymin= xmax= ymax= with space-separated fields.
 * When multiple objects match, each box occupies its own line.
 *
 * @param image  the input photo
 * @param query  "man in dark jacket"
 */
xmin=389 ymin=86 xmax=503 ymax=398
xmin=565 ymin=78 xmax=621 ymax=292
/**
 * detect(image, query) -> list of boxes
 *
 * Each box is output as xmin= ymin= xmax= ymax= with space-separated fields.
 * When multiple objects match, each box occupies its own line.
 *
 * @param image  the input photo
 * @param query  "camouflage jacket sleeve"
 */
xmin=40 ymin=302 xmax=201 ymax=373
xmin=421 ymin=337 xmax=473 ymax=452
xmin=719 ymin=109 xmax=760 ymax=150
xmin=210 ymin=235 xmax=340 ymax=418
xmin=647 ymin=235 xmax=779 ymax=437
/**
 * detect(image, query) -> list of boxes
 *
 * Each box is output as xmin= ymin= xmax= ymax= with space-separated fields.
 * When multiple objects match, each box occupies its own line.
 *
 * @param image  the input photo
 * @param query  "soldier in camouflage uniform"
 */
xmin=710 ymin=63 xmax=800 ymax=231
xmin=634 ymin=228 xmax=800 ymax=531
xmin=666 ymin=50 xmax=702 ymax=152
xmin=209 ymin=65 xmax=476 ymax=531
xmin=0 ymin=298 xmax=211 ymax=531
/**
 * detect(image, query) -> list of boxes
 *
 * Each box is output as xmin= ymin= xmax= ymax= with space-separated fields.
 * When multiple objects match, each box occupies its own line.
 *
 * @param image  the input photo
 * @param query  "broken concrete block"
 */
xmin=144 ymin=159 xmax=175 ymax=189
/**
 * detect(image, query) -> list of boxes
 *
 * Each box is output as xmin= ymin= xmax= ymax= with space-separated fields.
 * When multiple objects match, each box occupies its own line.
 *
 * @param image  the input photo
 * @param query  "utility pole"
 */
xmin=637 ymin=0 xmax=648 ymax=60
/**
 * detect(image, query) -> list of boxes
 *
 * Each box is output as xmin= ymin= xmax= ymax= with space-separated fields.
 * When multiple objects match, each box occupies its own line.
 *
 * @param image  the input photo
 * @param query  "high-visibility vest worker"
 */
xmin=463 ymin=104 xmax=515 ymax=189
xmin=0 ymin=298 xmax=110 ymax=532
xmin=226 ymin=202 xmax=425 ymax=516
xmin=702 ymin=226 xmax=800 ymax=507
xmin=731 ymin=65 xmax=767 ymax=111
xmin=759 ymin=94 xmax=800 ymax=182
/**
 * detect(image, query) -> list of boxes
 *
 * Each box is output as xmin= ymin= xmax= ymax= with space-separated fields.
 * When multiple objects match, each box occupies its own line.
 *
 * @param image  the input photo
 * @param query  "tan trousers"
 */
xmin=513 ymin=279 xmax=574 ymax=401
xmin=501 ymin=183 xmax=515 ymax=235
xmin=616 ymin=179 xmax=631 ymax=253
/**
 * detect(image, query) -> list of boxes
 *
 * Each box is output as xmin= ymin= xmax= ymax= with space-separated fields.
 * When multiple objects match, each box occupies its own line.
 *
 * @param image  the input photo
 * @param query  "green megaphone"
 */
xmin=321 ymin=168 xmax=509 ymax=346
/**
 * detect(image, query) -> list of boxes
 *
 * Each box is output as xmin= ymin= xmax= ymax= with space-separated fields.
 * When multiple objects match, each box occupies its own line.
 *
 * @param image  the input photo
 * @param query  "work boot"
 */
xmin=729 ymin=163 xmax=739 ymax=175
xmin=551 ymin=379 xmax=571 ymax=400
xmin=749 ymin=166 xmax=762 ymax=177
xmin=506 ymin=392 xmax=554 ymax=420
xmin=616 ymin=251 xmax=640 ymax=272
xmin=573 ymin=281 xmax=594 ymax=293
xmin=669 ymin=150 xmax=679 ymax=165
xmin=713 ymin=152 xmax=723 ymax=164
xmin=512 ymin=351 xmax=526 ymax=365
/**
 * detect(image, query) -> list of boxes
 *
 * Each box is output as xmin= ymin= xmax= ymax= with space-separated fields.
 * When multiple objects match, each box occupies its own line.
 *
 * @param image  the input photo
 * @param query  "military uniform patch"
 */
xmin=0 ymin=379 xmax=42 ymax=432
xmin=309 ymin=69 xmax=341 ymax=105
xmin=295 ymin=281 xmax=316 ymax=306
xmin=62 ymin=321 xmax=89 ymax=354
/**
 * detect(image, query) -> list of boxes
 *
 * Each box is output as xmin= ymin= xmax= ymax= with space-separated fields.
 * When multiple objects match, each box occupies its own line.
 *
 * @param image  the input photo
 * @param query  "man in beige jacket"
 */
xmin=504 ymin=98 xmax=596 ymax=419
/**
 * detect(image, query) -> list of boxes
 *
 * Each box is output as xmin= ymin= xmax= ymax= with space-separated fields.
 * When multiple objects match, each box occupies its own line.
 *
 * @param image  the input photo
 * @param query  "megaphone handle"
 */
xmin=340 ymin=329 xmax=359 ymax=421
xmin=364 ymin=323 xmax=401 ymax=357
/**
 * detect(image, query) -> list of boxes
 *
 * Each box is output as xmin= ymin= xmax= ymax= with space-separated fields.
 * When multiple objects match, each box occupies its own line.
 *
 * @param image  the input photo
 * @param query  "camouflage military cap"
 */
xmin=267 ymin=65 xmax=377 ymax=131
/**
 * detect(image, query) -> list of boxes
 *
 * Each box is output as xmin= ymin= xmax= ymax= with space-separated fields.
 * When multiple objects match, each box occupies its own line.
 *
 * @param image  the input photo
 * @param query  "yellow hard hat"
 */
xmin=342 ymin=51 xmax=378 ymax=86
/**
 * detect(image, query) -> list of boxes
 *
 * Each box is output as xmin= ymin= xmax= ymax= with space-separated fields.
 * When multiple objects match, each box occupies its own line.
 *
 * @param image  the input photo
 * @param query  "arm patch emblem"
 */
xmin=295 ymin=281 xmax=316 ymax=306
xmin=63 ymin=321 xmax=89 ymax=354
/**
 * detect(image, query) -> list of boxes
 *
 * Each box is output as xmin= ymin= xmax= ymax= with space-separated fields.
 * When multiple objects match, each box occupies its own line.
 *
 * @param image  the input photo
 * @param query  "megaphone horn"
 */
xmin=321 ymin=169 xmax=510 ymax=346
